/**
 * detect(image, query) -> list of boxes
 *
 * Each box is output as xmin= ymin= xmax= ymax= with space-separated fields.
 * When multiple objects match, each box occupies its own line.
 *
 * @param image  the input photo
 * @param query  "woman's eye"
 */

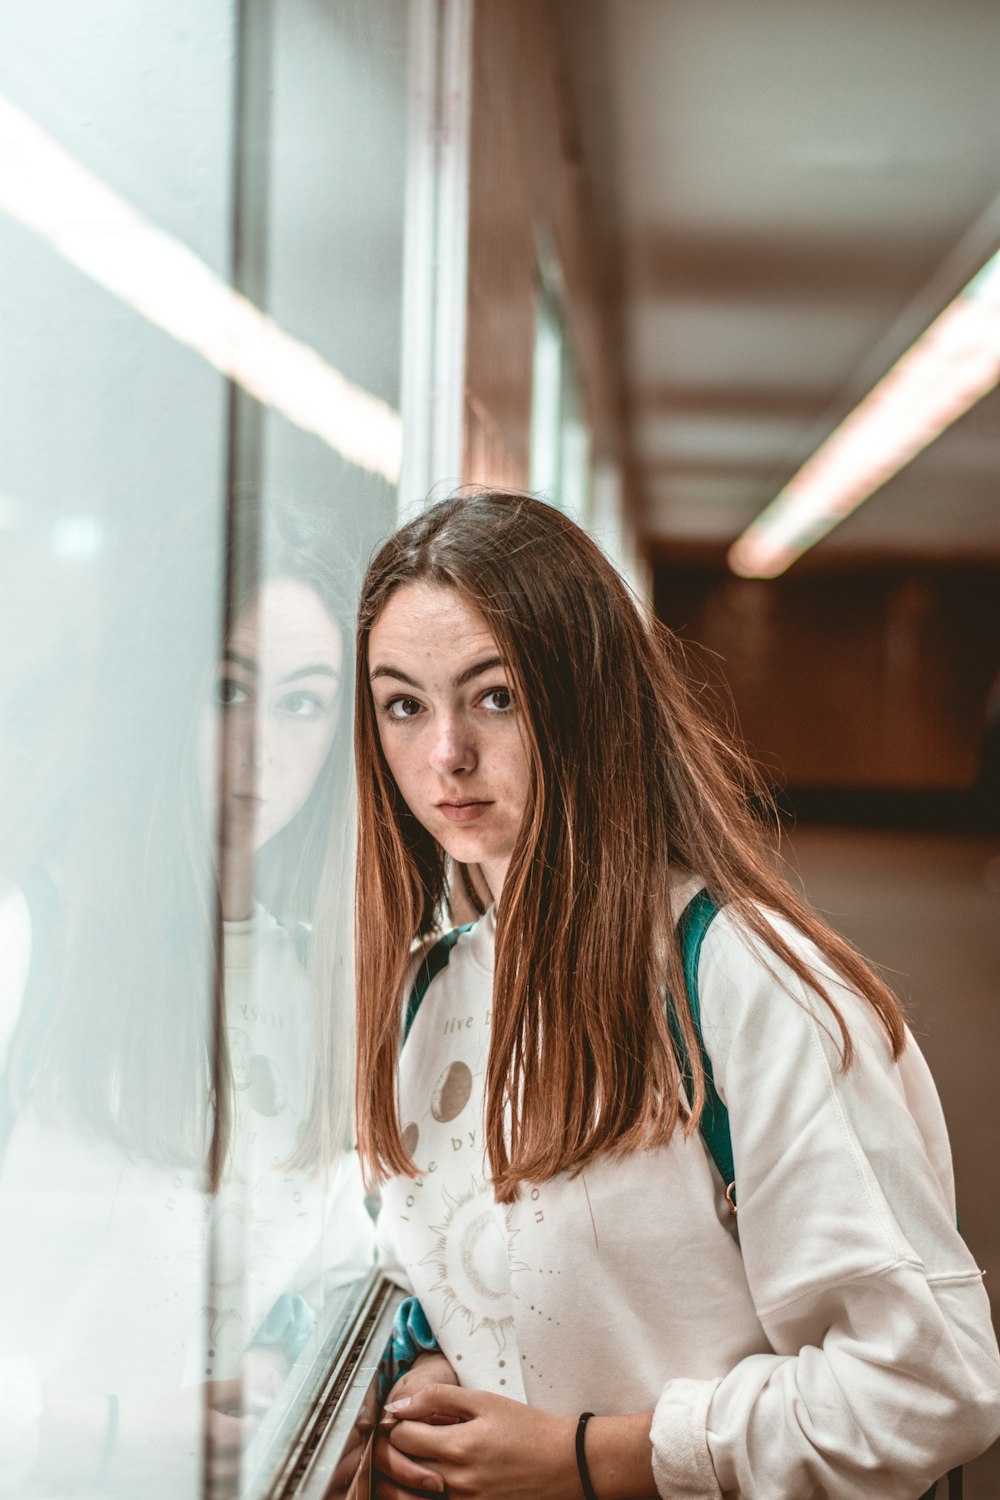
xmin=481 ymin=687 xmax=513 ymax=713
xmin=218 ymin=678 xmax=250 ymax=708
xmin=386 ymin=697 xmax=422 ymax=721
xmin=280 ymin=691 xmax=324 ymax=719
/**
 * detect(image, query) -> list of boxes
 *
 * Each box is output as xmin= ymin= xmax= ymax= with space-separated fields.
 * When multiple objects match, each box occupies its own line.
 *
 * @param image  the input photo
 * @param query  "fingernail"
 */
xmin=384 ymin=1396 xmax=411 ymax=1413
xmin=422 ymin=1476 xmax=445 ymax=1494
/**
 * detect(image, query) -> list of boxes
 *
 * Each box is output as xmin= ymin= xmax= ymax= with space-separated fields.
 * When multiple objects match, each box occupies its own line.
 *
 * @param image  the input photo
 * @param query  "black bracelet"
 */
xmin=575 ymin=1411 xmax=600 ymax=1500
xmin=95 ymin=1393 xmax=119 ymax=1489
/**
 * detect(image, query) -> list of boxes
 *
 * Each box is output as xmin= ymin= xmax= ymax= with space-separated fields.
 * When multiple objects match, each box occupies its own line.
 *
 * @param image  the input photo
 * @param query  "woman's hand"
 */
xmin=374 ymin=1354 xmax=459 ymax=1497
xmin=115 ymin=1380 xmax=263 ymax=1498
xmin=381 ymin=1384 xmax=581 ymax=1500
xmin=35 ymin=1382 xmax=256 ymax=1499
xmin=383 ymin=1387 xmax=659 ymax=1500
xmin=242 ymin=1344 xmax=289 ymax=1411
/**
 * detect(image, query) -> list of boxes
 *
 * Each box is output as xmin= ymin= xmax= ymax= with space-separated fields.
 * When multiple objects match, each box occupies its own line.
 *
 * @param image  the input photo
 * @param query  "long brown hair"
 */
xmin=15 ymin=494 xmax=355 ymax=1181
xmin=355 ymin=490 xmax=906 ymax=1203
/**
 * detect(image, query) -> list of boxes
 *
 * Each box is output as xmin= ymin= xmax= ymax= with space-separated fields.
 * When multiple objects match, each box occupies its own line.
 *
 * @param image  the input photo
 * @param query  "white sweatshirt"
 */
xmin=0 ymin=892 xmax=374 ymax=1494
xmin=377 ymin=888 xmax=1000 ymax=1499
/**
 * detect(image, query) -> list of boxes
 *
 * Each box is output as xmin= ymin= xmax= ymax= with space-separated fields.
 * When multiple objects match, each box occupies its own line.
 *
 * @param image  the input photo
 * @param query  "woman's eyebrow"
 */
xmin=370 ymin=663 xmax=420 ymax=687
xmin=224 ymin=649 xmax=339 ymax=685
xmin=223 ymin=649 xmax=256 ymax=674
xmin=279 ymin=664 xmax=340 ymax=685
xmin=370 ymin=656 xmax=504 ymax=690
xmin=454 ymin=655 xmax=503 ymax=687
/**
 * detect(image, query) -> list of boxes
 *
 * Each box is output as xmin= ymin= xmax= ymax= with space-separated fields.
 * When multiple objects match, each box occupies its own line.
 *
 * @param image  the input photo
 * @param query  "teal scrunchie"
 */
xmin=250 ymin=1291 xmax=317 ymax=1364
xmin=378 ymin=1296 xmax=441 ymax=1401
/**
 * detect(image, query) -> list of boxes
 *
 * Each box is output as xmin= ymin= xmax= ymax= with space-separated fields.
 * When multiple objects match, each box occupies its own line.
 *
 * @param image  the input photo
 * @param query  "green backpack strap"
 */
xmin=668 ymin=896 xmax=961 ymax=1497
xmin=669 ymin=887 xmax=737 ymax=1215
xmin=402 ymin=924 xmax=473 ymax=1046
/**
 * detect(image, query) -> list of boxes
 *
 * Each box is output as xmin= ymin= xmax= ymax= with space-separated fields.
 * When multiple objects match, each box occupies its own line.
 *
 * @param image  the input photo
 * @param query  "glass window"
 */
xmin=529 ymin=279 xmax=566 ymax=501
xmin=0 ymin=2 xmax=409 ymax=1494
xmin=529 ymin=254 xmax=592 ymax=525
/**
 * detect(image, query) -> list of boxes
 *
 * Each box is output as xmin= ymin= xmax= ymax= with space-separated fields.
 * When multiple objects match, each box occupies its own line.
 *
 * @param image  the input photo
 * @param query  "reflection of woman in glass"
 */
xmin=0 ymin=498 xmax=372 ymax=1495
xmin=355 ymin=492 xmax=1000 ymax=1500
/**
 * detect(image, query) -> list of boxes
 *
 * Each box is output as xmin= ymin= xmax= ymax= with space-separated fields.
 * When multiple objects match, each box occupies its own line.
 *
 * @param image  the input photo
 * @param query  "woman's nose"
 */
xmin=428 ymin=716 xmax=475 ymax=776
xmin=230 ymin=716 xmax=270 ymax=775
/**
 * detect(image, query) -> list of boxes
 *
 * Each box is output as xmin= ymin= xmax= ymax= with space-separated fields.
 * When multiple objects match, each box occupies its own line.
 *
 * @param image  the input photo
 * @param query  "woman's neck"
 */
xmin=220 ymin=852 xmax=255 ymax=922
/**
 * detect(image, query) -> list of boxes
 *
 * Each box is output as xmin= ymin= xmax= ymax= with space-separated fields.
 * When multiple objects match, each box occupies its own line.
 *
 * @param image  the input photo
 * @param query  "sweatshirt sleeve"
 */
xmin=0 ymin=1358 xmax=44 ymax=1494
xmin=650 ymin=911 xmax=1000 ymax=1500
xmin=0 ymin=885 xmax=32 ymax=1074
xmin=0 ymin=896 xmax=45 ymax=1489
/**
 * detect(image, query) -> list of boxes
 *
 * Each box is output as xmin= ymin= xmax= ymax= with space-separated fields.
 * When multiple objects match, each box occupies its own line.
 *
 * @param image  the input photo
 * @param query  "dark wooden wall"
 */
xmin=653 ymin=564 xmax=1000 ymax=800
xmin=462 ymin=0 xmax=622 ymax=488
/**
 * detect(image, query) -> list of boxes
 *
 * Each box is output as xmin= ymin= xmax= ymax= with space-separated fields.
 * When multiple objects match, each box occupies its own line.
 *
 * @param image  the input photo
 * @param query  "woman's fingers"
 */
xmin=376 ymin=1483 xmax=444 ymax=1500
xmin=388 ymin=1420 xmax=443 ymax=1466
xmin=207 ymin=1408 xmax=252 ymax=1457
xmin=377 ymin=1381 xmax=477 ymax=1492
xmin=374 ymin=1429 xmax=445 ymax=1495
xmin=384 ymin=1381 xmax=478 ymax=1424
xmin=204 ymin=1377 xmax=245 ymax=1414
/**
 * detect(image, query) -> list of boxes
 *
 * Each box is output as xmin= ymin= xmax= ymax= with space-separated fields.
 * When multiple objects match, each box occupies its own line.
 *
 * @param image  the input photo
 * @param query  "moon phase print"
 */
xmin=430 ymin=1060 xmax=473 ymax=1122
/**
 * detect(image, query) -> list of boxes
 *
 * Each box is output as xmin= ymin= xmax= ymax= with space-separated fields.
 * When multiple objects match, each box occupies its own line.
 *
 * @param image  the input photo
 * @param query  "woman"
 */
xmin=0 ymin=496 xmax=373 ymax=1495
xmin=355 ymin=491 xmax=1000 ymax=1500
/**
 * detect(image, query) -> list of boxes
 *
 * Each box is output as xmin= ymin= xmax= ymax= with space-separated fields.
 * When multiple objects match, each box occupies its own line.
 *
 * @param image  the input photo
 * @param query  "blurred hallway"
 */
xmin=788 ymin=825 xmax=1000 ymax=1497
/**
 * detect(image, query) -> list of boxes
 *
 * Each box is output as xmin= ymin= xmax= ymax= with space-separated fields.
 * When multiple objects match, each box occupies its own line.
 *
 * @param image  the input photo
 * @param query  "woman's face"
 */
xmin=202 ymin=578 xmax=343 ymax=855
xmin=367 ymin=582 xmax=531 ymax=901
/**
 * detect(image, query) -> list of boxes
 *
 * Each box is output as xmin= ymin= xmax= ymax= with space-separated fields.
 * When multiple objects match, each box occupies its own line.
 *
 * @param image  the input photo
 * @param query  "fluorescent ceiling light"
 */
xmin=0 ymin=95 xmax=402 ymax=486
xmin=728 ymin=248 xmax=1000 ymax=578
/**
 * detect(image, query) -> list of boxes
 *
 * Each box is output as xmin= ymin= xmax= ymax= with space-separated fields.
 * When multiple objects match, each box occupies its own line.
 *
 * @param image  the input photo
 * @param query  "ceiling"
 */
xmin=555 ymin=0 xmax=1000 ymax=569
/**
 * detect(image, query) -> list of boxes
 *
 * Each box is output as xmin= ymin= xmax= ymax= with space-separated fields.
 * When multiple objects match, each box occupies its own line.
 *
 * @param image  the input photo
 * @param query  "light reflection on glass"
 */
xmin=0 ymin=0 xmax=408 ymax=1492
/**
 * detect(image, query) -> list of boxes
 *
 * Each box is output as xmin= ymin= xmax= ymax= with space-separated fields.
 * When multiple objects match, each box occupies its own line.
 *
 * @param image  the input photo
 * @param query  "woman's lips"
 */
xmin=437 ymin=799 xmax=492 ymax=823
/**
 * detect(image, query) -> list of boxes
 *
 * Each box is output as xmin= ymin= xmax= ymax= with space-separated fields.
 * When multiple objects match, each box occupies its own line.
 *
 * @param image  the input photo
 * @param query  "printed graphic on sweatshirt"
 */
xmin=431 ymin=1060 xmax=473 ymax=1121
xmin=420 ymin=1175 xmax=527 ymax=1361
